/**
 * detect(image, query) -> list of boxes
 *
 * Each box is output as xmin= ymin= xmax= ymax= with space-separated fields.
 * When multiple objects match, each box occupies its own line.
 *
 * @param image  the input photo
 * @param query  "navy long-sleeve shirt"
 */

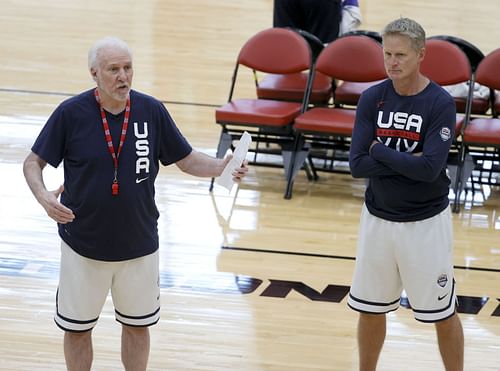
xmin=349 ymin=79 xmax=456 ymax=222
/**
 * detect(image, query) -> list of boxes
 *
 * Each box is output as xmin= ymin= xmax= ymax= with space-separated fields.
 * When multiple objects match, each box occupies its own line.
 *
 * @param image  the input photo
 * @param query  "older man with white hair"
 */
xmin=23 ymin=36 xmax=247 ymax=371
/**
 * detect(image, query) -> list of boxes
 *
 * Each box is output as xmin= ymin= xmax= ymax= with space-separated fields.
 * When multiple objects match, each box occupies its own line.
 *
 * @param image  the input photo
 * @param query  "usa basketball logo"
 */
xmin=440 ymin=127 xmax=451 ymax=141
xmin=375 ymin=111 xmax=423 ymax=152
xmin=437 ymin=274 xmax=448 ymax=287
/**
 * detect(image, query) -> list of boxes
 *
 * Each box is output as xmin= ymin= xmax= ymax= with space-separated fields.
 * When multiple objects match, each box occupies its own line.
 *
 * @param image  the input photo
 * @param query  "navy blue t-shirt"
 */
xmin=32 ymin=89 xmax=192 ymax=261
xmin=349 ymin=79 xmax=456 ymax=222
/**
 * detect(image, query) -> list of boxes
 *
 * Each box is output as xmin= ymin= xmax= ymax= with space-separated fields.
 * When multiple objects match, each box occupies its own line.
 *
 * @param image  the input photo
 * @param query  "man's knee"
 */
xmin=360 ymin=312 xmax=386 ymax=322
xmin=65 ymin=329 xmax=92 ymax=341
xmin=122 ymin=325 xmax=149 ymax=336
xmin=435 ymin=312 xmax=462 ymax=331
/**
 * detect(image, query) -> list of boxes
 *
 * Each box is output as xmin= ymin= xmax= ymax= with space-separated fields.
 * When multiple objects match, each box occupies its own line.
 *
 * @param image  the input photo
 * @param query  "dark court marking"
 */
xmin=0 ymin=256 xmax=498 ymax=316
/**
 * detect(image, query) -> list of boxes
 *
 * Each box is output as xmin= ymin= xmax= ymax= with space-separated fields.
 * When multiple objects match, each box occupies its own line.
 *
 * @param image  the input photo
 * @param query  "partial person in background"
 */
xmin=273 ymin=0 xmax=343 ymax=43
xmin=348 ymin=18 xmax=464 ymax=371
xmin=273 ymin=0 xmax=361 ymax=43
xmin=339 ymin=0 xmax=362 ymax=36
xmin=23 ymin=36 xmax=248 ymax=371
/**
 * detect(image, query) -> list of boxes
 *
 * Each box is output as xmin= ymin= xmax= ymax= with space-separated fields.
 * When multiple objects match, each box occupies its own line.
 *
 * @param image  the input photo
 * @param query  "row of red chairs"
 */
xmin=210 ymin=27 xmax=500 ymax=212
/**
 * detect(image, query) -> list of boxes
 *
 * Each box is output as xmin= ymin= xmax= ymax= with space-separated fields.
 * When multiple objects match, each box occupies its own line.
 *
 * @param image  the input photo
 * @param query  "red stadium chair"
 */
xmin=255 ymin=28 xmax=332 ymax=106
xmin=256 ymin=71 xmax=332 ymax=105
xmin=453 ymin=48 xmax=500 ymax=212
xmin=211 ymin=27 xmax=315 ymax=191
xmin=332 ymin=30 xmax=383 ymax=108
xmin=333 ymin=80 xmax=385 ymax=106
xmin=421 ymin=38 xmax=474 ymax=138
xmin=420 ymin=39 xmax=476 ymax=212
xmin=428 ymin=35 xmax=489 ymax=115
xmin=256 ymin=29 xmax=385 ymax=109
xmin=284 ymin=35 xmax=387 ymax=198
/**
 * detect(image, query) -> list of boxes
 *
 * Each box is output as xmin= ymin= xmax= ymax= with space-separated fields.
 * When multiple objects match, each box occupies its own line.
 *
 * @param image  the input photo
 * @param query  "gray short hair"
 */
xmin=381 ymin=17 xmax=426 ymax=51
xmin=88 ymin=36 xmax=132 ymax=70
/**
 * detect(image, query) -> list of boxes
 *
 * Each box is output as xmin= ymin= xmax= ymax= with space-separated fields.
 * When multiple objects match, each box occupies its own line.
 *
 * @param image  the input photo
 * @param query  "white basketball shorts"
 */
xmin=347 ymin=204 xmax=457 ymax=322
xmin=55 ymin=240 xmax=160 ymax=332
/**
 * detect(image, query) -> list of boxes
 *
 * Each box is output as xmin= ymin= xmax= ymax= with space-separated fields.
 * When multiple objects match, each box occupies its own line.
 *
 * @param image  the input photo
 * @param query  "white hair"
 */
xmin=88 ymin=36 xmax=132 ymax=70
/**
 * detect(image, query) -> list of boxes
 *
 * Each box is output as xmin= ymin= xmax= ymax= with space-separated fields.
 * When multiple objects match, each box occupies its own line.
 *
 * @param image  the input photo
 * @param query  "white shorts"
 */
xmin=347 ymin=205 xmax=457 ymax=322
xmin=55 ymin=240 xmax=160 ymax=332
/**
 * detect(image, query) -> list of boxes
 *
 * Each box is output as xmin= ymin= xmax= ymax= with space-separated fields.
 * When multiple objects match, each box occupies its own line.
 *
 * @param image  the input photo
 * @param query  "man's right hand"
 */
xmin=41 ymin=185 xmax=75 ymax=224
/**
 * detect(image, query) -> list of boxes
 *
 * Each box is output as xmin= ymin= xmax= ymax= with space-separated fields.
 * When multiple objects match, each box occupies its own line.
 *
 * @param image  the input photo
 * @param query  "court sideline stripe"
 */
xmin=221 ymin=246 xmax=500 ymax=273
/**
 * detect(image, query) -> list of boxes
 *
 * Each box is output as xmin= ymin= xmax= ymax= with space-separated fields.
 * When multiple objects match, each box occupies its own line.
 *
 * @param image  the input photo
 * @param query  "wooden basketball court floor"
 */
xmin=0 ymin=0 xmax=498 ymax=370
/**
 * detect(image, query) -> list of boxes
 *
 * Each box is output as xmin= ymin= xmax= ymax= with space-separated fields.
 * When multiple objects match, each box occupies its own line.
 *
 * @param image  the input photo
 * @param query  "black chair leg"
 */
xmin=452 ymin=145 xmax=466 ymax=213
xmin=308 ymin=154 xmax=319 ymax=181
xmin=284 ymin=136 xmax=308 ymax=199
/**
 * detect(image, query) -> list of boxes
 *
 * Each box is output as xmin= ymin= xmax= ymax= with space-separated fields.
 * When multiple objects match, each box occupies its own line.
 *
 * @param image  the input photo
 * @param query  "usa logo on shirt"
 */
xmin=440 ymin=127 xmax=451 ymax=141
xmin=376 ymin=110 xmax=422 ymax=152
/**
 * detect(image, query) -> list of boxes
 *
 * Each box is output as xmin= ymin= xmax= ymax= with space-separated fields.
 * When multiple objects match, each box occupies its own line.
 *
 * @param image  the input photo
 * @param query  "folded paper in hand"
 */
xmin=215 ymin=131 xmax=252 ymax=192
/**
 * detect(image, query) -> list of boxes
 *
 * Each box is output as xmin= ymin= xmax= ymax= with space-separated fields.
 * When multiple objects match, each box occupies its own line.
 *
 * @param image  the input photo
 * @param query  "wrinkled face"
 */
xmin=91 ymin=47 xmax=133 ymax=104
xmin=383 ymin=34 xmax=425 ymax=83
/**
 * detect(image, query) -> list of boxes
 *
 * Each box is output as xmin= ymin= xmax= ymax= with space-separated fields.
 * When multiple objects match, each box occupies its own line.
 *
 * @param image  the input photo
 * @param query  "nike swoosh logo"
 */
xmin=136 ymin=177 xmax=149 ymax=184
xmin=438 ymin=293 xmax=449 ymax=301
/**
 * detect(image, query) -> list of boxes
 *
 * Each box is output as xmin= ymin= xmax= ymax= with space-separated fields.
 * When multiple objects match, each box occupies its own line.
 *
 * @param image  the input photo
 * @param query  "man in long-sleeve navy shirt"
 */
xmin=347 ymin=18 xmax=464 ymax=371
xmin=350 ymin=78 xmax=454 ymax=221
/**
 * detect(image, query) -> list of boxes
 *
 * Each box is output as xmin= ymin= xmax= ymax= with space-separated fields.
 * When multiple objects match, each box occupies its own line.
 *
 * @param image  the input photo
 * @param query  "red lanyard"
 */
xmin=94 ymin=89 xmax=131 ymax=196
